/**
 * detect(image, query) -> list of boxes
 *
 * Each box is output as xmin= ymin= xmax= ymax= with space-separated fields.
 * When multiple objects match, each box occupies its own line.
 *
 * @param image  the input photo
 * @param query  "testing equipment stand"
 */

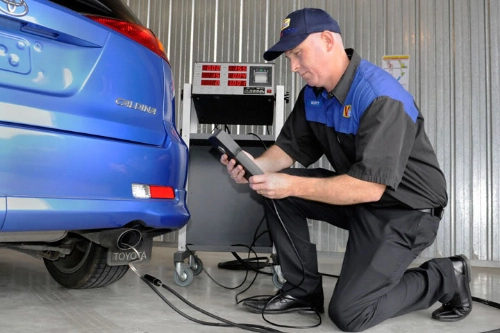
xmin=174 ymin=62 xmax=286 ymax=287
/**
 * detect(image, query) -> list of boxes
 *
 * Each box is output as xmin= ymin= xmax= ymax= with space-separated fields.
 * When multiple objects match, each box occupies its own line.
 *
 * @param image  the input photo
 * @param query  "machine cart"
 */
xmin=175 ymin=62 xmax=286 ymax=287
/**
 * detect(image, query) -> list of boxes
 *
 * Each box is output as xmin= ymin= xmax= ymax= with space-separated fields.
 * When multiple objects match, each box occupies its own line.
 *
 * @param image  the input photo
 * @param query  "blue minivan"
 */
xmin=0 ymin=0 xmax=190 ymax=288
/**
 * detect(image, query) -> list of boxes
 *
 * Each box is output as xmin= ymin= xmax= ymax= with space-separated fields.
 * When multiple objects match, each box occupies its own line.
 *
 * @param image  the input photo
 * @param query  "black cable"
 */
xmin=159 ymin=277 xmax=284 ymax=332
xmin=321 ymin=272 xmax=339 ymax=279
xmin=187 ymin=214 xmax=270 ymax=290
xmin=253 ymin=199 xmax=321 ymax=329
xmin=185 ymin=216 xmax=284 ymax=319
xmin=473 ymin=296 xmax=500 ymax=310
xmin=219 ymin=252 xmax=272 ymax=274
xmin=217 ymin=215 xmax=272 ymax=274
xmin=185 ymin=244 xmax=258 ymax=291
xmin=218 ymin=257 xmax=270 ymax=271
xmin=205 ymin=213 xmax=276 ymax=304
xmin=217 ymin=131 xmax=322 ymax=329
xmin=474 ymin=297 xmax=500 ymax=332
xmin=248 ymin=132 xmax=269 ymax=150
xmin=140 ymin=274 xmax=285 ymax=333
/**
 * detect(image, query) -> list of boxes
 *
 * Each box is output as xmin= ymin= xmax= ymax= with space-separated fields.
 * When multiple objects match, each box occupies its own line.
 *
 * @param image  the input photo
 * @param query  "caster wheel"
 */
xmin=272 ymin=265 xmax=286 ymax=289
xmin=191 ymin=257 xmax=203 ymax=276
xmin=272 ymin=271 xmax=285 ymax=289
xmin=174 ymin=265 xmax=194 ymax=287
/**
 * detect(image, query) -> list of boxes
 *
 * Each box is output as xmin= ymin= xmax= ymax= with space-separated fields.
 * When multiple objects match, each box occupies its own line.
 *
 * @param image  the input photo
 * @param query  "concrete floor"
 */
xmin=1 ymin=245 xmax=500 ymax=333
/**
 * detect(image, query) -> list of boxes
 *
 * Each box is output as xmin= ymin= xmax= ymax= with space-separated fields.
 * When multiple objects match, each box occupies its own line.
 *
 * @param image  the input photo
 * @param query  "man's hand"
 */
xmin=220 ymin=153 xmax=249 ymax=184
xmin=248 ymin=173 xmax=293 ymax=199
xmin=219 ymin=144 xmax=299 ymax=198
xmin=220 ymin=152 xmax=294 ymax=199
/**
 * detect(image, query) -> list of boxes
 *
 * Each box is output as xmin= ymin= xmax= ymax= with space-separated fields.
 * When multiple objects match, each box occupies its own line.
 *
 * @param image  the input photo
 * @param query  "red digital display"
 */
xmin=202 ymin=72 xmax=221 ymax=78
xmin=228 ymin=65 xmax=247 ymax=72
xmin=202 ymin=65 xmax=221 ymax=71
xmin=228 ymin=80 xmax=246 ymax=86
xmin=201 ymin=80 xmax=220 ymax=86
xmin=228 ymin=73 xmax=247 ymax=79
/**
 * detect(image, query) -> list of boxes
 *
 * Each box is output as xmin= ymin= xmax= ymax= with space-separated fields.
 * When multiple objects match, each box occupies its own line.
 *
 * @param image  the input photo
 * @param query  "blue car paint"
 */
xmin=0 ymin=0 xmax=190 ymax=232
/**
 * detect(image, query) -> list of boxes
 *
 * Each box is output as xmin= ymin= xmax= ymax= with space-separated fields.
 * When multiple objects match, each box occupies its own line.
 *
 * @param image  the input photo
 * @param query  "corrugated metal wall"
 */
xmin=123 ymin=0 xmax=500 ymax=263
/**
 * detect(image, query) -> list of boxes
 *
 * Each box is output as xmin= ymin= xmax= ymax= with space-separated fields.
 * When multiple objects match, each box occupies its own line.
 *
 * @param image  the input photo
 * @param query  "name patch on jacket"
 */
xmin=308 ymin=99 xmax=323 ymax=108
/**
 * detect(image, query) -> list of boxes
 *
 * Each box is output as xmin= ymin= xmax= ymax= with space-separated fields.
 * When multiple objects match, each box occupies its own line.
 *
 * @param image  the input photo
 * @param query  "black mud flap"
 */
xmin=106 ymin=238 xmax=153 ymax=266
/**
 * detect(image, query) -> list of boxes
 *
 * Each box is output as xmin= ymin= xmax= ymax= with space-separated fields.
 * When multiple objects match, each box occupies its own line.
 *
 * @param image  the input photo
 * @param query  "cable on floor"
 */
xmin=127 ymin=243 xmax=284 ymax=332
xmin=132 ymin=265 xmax=284 ymax=332
xmin=186 ymin=244 xmax=263 ymax=292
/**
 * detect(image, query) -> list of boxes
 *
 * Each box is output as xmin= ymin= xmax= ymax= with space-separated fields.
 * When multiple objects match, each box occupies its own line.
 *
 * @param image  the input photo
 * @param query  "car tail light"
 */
xmin=85 ymin=15 xmax=169 ymax=63
xmin=132 ymin=183 xmax=175 ymax=199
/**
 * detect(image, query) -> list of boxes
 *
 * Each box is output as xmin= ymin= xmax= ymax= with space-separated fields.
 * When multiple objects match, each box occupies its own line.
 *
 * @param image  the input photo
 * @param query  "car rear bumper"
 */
xmin=0 ymin=123 xmax=190 ymax=231
xmin=1 ymin=194 xmax=189 ymax=231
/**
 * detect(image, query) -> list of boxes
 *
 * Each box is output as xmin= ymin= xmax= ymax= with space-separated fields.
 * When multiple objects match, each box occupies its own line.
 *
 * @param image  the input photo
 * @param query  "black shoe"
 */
xmin=432 ymin=254 xmax=473 ymax=322
xmin=243 ymin=294 xmax=324 ymax=314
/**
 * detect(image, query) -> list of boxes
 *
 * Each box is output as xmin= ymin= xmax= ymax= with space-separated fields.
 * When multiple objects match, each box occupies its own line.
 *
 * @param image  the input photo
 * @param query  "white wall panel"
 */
xmin=490 ymin=0 xmax=500 ymax=262
xmin=123 ymin=0 xmax=500 ymax=264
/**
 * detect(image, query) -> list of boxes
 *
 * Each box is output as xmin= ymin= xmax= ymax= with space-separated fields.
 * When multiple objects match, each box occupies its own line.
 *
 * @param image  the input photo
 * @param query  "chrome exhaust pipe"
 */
xmin=99 ymin=228 xmax=142 ymax=251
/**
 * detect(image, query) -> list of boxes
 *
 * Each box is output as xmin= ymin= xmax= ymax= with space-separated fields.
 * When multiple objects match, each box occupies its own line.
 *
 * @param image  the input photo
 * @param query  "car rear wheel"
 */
xmin=43 ymin=238 xmax=129 ymax=289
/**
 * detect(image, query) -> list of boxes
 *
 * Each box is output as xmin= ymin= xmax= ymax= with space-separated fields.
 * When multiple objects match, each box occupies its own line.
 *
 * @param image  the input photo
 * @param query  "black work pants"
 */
xmin=263 ymin=168 xmax=457 ymax=332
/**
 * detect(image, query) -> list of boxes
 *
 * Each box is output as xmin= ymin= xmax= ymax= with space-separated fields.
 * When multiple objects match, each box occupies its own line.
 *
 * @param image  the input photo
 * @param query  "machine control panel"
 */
xmin=192 ymin=62 xmax=274 ymax=95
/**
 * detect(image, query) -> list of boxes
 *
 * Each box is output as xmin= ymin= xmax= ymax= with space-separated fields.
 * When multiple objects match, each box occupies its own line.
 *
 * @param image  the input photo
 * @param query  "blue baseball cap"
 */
xmin=263 ymin=8 xmax=341 ymax=61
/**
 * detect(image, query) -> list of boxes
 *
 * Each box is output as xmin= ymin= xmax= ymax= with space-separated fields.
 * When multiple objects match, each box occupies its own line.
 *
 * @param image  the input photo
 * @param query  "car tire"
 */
xmin=43 ymin=239 xmax=129 ymax=289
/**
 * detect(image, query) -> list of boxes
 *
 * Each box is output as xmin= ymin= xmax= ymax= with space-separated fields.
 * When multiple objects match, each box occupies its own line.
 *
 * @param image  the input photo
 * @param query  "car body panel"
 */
xmin=0 ymin=197 xmax=5 ymax=229
xmin=0 ymin=123 xmax=189 ymax=231
xmin=0 ymin=5 xmax=171 ymax=146
xmin=0 ymin=0 xmax=190 ymax=234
